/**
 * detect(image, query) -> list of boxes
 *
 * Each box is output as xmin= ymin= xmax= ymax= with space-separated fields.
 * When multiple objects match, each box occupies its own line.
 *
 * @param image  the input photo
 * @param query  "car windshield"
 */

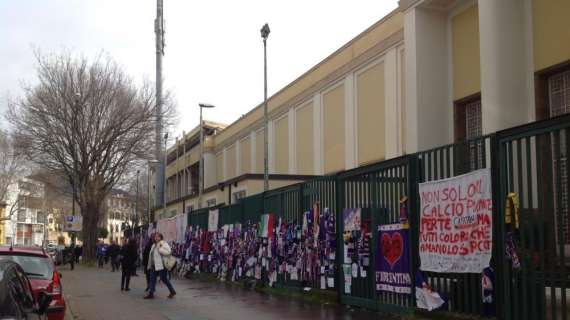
xmin=0 ymin=254 xmax=53 ymax=279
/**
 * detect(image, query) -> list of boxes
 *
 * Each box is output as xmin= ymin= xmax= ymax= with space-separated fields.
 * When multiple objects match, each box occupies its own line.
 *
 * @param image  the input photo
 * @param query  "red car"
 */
xmin=0 ymin=246 xmax=66 ymax=320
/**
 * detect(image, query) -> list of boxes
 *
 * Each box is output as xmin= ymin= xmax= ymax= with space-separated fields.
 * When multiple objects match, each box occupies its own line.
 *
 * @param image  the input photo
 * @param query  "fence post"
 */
xmin=406 ymin=154 xmax=420 ymax=308
xmin=335 ymin=174 xmax=347 ymax=304
xmin=490 ymin=133 xmax=510 ymax=320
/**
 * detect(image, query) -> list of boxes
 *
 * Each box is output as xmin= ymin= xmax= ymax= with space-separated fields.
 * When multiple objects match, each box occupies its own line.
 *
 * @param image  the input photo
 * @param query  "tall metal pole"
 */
xmin=154 ymin=0 xmax=165 ymax=215
xmin=261 ymin=23 xmax=270 ymax=192
xmin=147 ymin=164 xmax=150 ymax=225
xmin=135 ymin=170 xmax=139 ymax=229
xmin=163 ymin=134 xmax=168 ymax=220
xmin=199 ymin=107 xmax=204 ymax=208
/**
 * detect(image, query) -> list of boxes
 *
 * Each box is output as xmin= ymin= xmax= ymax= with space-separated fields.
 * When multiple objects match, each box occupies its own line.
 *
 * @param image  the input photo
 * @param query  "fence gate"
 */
xmin=497 ymin=114 xmax=570 ymax=320
xmin=337 ymin=156 xmax=412 ymax=312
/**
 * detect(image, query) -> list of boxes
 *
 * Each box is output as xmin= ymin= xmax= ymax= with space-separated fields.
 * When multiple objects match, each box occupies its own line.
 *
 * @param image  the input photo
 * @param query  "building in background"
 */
xmin=153 ymin=0 xmax=570 ymax=220
xmin=3 ymin=178 xmax=46 ymax=246
xmin=103 ymin=189 xmax=136 ymax=244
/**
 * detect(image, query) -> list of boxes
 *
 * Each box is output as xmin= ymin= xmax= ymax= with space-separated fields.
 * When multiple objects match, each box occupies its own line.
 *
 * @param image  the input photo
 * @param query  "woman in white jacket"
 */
xmin=144 ymin=233 xmax=176 ymax=299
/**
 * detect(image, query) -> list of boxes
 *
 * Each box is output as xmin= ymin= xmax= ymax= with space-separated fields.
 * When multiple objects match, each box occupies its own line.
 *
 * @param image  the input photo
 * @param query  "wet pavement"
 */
xmin=60 ymin=264 xmax=397 ymax=320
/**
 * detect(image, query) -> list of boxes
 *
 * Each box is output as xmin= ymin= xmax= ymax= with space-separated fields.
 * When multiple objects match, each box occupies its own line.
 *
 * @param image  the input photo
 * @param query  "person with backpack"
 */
xmin=144 ymin=233 xmax=176 ymax=299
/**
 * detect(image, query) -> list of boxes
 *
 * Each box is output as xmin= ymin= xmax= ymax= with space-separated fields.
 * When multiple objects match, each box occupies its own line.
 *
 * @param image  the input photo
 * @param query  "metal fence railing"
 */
xmin=130 ymin=113 xmax=570 ymax=320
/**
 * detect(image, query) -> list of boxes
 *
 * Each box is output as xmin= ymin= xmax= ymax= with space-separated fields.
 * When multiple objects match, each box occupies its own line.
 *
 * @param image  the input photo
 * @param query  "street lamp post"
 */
xmin=163 ymin=133 xmax=168 ymax=220
xmin=198 ymin=103 xmax=215 ymax=208
xmin=260 ymin=23 xmax=270 ymax=192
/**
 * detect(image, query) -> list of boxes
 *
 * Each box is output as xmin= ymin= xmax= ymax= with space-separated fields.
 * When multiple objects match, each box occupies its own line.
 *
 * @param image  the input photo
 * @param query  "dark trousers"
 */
xmin=121 ymin=268 xmax=131 ymax=289
xmin=111 ymin=257 xmax=119 ymax=271
xmin=149 ymin=269 xmax=175 ymax=296
xmin=97 ymin=256 xmax=104 ymax=268
xmin=145 ymin=269 xmax=151 ymax=288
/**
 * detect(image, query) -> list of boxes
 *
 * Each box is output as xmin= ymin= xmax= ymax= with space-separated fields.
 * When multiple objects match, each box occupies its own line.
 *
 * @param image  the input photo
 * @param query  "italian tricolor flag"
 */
xmin=259 ymin=213 xmax=275 ymax=239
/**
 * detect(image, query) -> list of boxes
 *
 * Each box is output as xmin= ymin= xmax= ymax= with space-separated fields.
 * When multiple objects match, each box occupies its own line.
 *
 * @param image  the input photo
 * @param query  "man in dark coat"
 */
xmin=74 ymin=245 xmax=82 ymax=264
xmin=142 ymin=236 xmax=153 ymax=292
xmin=108 ymin=240 xmax=120 ymax=272
xmin=120 ymin=238 xmax=138 ymax=291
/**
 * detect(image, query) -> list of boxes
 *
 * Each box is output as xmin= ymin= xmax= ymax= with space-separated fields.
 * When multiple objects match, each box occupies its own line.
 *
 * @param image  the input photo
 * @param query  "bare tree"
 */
xmin=8 ymin=52 xmax=175 ymax=261
xmin=0 ymin=130 xmax=27 ymax=208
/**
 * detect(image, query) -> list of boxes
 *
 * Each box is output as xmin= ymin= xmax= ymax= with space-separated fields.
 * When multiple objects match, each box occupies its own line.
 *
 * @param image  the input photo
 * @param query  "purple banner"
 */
xmin=376 ymin=223 xmax=412 ymax=294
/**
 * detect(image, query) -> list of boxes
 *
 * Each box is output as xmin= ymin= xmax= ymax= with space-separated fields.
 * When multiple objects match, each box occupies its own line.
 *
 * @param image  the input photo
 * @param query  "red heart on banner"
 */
xmin=381 ymin=232 xmax=403 ymax=269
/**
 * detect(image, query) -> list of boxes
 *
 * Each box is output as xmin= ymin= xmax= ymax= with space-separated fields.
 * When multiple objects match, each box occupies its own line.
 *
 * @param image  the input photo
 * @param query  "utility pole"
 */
xmin=154 ymin=0 xmax=166 ymax=216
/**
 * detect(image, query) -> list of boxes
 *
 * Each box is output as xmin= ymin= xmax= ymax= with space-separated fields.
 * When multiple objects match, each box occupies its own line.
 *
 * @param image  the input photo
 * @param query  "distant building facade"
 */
xmin=153 ymin=0 xmax=570 ymax=221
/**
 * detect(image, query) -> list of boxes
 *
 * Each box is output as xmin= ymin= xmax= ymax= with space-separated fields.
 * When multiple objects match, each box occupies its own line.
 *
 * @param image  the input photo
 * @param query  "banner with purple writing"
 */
xmin=376 ymin=223 xmax=412 ymax=294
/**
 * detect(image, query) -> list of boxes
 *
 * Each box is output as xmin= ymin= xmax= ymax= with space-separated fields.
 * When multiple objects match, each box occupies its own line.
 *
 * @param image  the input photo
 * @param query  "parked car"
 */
xmin=0 ymin=260 xmax=53 ymax=320
xmin=0 ymin=246 xmax=66 ymax=320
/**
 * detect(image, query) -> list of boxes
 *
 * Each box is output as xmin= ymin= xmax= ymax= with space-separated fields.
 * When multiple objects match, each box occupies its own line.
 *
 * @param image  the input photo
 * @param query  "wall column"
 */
xmin=404 ymin=6 xmax=451 ymax=152
xmin=479 ymin=0 xmax=533 ymax=133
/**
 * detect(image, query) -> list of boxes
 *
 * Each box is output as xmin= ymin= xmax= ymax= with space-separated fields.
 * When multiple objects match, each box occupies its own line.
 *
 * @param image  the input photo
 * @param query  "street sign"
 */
xmin=64 ymin=215 xmax=82 ymax=232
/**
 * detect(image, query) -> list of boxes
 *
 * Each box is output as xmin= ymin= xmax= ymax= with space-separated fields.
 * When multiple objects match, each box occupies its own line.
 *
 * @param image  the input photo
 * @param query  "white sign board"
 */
xmin=63 ymin=215 xmax=83 ymax=232
xmin=208 ymin=209 xmax=219 ymax=232
xmin=418 ymin=168 xmax=492 ymax=273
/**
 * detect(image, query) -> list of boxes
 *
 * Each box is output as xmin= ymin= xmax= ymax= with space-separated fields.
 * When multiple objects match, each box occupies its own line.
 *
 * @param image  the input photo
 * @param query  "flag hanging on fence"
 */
xmin=376 ymin=223 xmax=412 ymax=294
xmin=259 ymin=214 xmax=275 ymax=239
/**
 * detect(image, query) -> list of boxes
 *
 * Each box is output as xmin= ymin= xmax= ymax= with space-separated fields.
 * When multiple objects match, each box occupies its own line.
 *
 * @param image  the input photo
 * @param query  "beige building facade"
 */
xmin=154 ymin=0 xmax=570 ymax=219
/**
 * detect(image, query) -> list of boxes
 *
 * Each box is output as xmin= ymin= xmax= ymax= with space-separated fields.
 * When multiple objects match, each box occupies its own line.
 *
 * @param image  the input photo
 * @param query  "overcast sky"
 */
xmin=0 ymin=0 xmax=398 ymax=143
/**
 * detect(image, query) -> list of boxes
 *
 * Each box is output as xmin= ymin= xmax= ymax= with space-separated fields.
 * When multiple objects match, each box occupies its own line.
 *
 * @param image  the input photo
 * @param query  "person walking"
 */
xmin=142 ymin=236 xmax=153 ymax=292
xmin=120 ymin=237 xmax=137 ymax=291
xmin=67 ymin=245 xmax=75 ymax=271
xmin=108 ymin=241 xmax=120 ymax=272
xmin=144 ymin=233 xmax=176 ymax=299
xmin=96 ymin=242 xmax=105 ymax=268
xmin=74 ymin=245 xmax=82 ymax=264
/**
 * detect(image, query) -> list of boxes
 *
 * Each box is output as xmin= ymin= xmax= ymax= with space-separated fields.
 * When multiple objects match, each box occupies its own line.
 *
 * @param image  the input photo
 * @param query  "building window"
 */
xmin=233 ymin=190 xmax=246 ymax=203
xmin=548 ymin=70 xmax=570 ymax=117
xmin=206 ymin=198 xmax=216 ymax=208
xmin=36 ymin=212 xmax=45 ymax=224
xmin=465 ymin=99 xmax=484 ymax=170
xmin=548 ymin=69 xmax=570 ymax=244
xmin=17 ymin=209 xmax=26 ymax=222
xmin=454 ymin=93 xmax=484 ymax=172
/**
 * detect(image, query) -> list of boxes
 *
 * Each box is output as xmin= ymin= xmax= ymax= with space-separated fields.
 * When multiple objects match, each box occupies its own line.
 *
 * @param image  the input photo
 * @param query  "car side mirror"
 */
xmin=37 ymin=292 xmax=53 ymax=315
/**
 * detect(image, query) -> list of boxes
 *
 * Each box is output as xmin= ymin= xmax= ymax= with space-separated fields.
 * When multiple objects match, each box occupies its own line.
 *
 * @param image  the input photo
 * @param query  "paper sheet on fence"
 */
xmin=208 ymin=209 xmax=219 ymax=232
xmin=418 ymin=168 xmax=492 ymax=273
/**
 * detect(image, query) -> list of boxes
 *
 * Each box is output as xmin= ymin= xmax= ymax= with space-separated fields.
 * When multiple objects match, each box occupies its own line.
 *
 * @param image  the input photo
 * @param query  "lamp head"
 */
xmin=260 ymin=23 xmax=270 ymax=40
xmin=199 ymin=103 xmax=215 ymax=109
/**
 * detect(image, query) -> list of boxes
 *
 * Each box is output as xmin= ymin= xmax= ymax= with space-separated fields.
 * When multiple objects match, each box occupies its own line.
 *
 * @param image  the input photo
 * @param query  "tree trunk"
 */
xmin=81 ymin=199 xmax=101 ymax=263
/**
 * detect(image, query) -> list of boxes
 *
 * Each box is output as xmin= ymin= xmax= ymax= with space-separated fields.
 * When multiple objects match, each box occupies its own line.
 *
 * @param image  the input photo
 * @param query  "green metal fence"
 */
xmin=415 ymin=136 xmax=492 ymax=315
xmin=496 ymin=114 xmax=570 ymax=320
xmin=336 ymin=156 xmax=413 ymax=312
xmin=170 ymin=113 xmax=570 ymax=319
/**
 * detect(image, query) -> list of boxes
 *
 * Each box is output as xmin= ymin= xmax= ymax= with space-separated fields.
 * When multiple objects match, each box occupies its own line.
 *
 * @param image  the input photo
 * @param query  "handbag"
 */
xmin=163 ymin=254 xmax=177 ymax=271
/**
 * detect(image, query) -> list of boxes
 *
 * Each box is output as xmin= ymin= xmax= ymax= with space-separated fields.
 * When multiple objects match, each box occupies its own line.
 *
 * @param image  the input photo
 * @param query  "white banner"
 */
xmin=418 ymin=168 xmax=492 ymax=273
xmin=208 ymin=209 xmax=219 ymax=232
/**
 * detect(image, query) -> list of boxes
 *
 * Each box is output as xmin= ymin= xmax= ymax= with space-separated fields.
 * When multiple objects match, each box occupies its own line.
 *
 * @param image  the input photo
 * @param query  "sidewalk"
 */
xmin=60 ymin=264 xmax=397 ymax=320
